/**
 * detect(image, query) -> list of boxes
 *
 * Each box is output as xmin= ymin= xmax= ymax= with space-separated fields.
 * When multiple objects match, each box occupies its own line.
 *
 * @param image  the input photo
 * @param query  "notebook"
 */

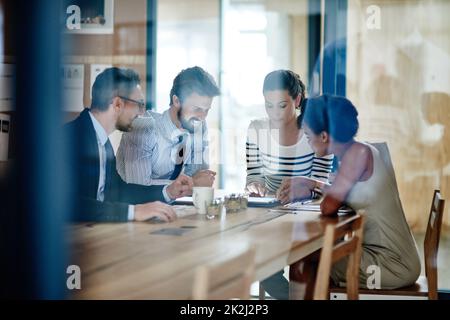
xmin=247 ymin=197 xmax=280 ymax=207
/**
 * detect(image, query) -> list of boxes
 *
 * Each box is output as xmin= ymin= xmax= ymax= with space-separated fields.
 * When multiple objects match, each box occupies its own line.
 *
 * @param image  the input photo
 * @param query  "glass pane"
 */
xmin=346 ymin=0 xmax=450 ymax=232
xmin=221 ymin=0 xmax=310 ymax=191
xmin=156 ymin=0 xmax=221 ymax=185
xmin=61 ymin=0 xmax=149 ymax=151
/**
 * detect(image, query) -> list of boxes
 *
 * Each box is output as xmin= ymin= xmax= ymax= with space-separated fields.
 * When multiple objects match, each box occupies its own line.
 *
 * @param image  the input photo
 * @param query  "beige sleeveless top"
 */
xmin=333 ymin=143 xmax=421 ymax=289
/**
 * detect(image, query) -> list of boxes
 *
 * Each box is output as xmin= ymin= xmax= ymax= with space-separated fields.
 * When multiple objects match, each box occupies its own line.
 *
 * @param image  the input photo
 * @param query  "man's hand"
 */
xmin=276 ymin=177 xmax=315 ymax=204
xmin=192 ymin=170 xmax=216 ymax=187
xmin=134 ymin=201 xmax=177 ymax=222
xmin=166 ymin=174 xmax=193 ymax=199
xmin=245 ymin=182 xmax=267 ymax=197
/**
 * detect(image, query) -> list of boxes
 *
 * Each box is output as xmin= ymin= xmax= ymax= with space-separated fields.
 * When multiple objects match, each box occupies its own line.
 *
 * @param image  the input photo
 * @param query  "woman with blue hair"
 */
xmin=283 ymin=94 xmax=420 ymax=298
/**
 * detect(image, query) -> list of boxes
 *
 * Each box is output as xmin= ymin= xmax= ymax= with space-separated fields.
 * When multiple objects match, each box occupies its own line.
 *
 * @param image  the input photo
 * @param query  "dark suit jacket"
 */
xmin=65 ymin=109 xmax=165 ymax=222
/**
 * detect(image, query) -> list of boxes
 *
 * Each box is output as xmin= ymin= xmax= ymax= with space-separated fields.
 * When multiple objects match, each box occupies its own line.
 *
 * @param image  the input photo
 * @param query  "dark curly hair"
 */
xmin=302 ymin=94 xmax=359 ymax=143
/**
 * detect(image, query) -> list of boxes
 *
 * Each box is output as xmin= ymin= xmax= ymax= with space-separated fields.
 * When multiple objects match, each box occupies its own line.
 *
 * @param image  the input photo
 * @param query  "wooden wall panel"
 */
xmin=62 ymin=0 xmax=148 ymax=109
xmin=346 ymin=0 xmax=450 ymax=232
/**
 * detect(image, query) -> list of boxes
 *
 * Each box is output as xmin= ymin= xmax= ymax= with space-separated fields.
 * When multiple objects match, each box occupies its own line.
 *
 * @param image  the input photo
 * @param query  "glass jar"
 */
xmin=206 ymin=198 xmax=223 ymax=220
xmin=239 ymin=193 xmax=248 ymax=210
xmin=224 ymin=193 xmax=241 ymax=213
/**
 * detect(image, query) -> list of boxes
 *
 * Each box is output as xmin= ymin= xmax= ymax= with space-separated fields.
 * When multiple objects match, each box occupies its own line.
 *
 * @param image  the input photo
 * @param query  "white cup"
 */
xmin=193 ymin=187 xmax=214 ymax=214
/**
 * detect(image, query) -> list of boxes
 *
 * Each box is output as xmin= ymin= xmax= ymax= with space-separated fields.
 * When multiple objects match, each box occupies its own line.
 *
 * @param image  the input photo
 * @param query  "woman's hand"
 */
xmin=245 ymin=182 xmax=267 ymax=197
xmin=276 ymin=177 xmax=316 ymax=204
xmin=320 ymin=195 xmax=342 ymax=216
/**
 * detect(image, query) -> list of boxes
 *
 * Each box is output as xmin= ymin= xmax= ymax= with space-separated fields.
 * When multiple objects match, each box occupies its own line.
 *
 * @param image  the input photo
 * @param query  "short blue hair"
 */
xmin=303 ymin=94 xmax=359 ymax=143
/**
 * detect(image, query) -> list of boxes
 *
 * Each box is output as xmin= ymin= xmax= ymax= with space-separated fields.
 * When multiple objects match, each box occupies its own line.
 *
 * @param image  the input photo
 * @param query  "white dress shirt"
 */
xmin=88 ymin=111 xmax=136 ymax=220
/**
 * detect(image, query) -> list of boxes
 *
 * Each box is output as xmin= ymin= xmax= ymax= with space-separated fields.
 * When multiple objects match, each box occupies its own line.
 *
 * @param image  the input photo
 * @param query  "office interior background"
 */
xmin=0 ymin=0 xmax=449 ymax=298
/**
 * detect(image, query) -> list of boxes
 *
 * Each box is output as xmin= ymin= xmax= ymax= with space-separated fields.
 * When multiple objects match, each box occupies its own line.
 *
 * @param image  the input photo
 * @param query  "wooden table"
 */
xmin=69 ymin=205 xmax=357 ymax=299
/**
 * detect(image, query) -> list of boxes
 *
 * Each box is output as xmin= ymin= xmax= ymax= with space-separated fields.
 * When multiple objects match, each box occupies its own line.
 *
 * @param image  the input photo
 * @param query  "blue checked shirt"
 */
xmin=117 ymin=109 xmax=209 ymax=186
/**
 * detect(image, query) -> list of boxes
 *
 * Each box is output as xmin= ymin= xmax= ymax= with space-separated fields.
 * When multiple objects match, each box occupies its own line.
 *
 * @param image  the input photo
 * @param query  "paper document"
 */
xmin=280 ymin=201 xmax=354 ymax=216
xmin=173 ymin=197 xmax=194 ymax=205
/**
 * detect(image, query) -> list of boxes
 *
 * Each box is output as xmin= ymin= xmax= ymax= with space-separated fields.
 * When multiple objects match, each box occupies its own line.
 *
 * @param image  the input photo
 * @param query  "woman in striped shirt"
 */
xmin=246 ymin=70 xmax=333 ymax=199
xmin=245 ymin=70 xmax=334 ymax=300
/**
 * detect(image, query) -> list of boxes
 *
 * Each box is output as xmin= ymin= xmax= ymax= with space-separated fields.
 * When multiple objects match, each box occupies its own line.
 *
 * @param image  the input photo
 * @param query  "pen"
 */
xmin=282 ymin=199 xmax=314 ymax=208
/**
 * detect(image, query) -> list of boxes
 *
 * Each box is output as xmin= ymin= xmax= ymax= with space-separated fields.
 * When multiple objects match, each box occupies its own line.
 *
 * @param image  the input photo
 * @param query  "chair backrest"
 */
xmin=313 ymin=213 xmax=365 ymax=300
xmin=424 ymin=190 xmax=445 ymax=300
xmin=192 ymin=247 xmax=256 ymax=300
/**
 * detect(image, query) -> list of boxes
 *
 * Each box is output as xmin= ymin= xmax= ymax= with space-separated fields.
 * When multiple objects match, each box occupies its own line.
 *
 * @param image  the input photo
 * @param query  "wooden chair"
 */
xmin=330 ymin=190 xmax=445 ymax=300
xmin=192 ymin=247 xmax=256 ymax=300
xmin=314 ymin=214 xmax=365 ymax=300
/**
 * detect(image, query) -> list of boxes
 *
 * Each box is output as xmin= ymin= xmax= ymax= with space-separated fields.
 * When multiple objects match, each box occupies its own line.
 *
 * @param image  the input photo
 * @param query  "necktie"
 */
xmin=170 ymin=136 xmax=184 ymax=180
xmin=104 ymin=139 xmax=115 ymax=193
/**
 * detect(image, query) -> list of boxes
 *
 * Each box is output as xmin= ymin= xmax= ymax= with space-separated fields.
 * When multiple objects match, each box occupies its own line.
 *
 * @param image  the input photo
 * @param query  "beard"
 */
xmin=116 ymin=117 xmax=135 ymax=132
xmin=179 ymin=114 xmax=203 ymax=134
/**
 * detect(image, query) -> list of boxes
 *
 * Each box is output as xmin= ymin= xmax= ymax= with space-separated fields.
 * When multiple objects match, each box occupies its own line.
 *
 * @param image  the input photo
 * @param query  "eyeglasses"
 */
xmin=118 ymin=96 xmax=146 ymax=111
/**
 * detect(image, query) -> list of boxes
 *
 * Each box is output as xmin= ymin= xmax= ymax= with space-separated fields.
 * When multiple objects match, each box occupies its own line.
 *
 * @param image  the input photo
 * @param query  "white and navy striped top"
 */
xmin=246 ymin=119 xmax=334 ymax=193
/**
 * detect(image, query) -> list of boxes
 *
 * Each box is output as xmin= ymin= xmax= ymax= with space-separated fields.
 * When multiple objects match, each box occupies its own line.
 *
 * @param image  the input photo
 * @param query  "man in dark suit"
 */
xmin=65 ymin=67 xmax=192 ymax=222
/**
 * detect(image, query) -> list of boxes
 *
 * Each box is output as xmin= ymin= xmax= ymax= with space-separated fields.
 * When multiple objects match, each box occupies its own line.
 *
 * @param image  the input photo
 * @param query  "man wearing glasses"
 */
xmin=117 ymin=66 xmax=219 ymax=188
xmin=65 ymin=67 xmax=192 ymax=222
